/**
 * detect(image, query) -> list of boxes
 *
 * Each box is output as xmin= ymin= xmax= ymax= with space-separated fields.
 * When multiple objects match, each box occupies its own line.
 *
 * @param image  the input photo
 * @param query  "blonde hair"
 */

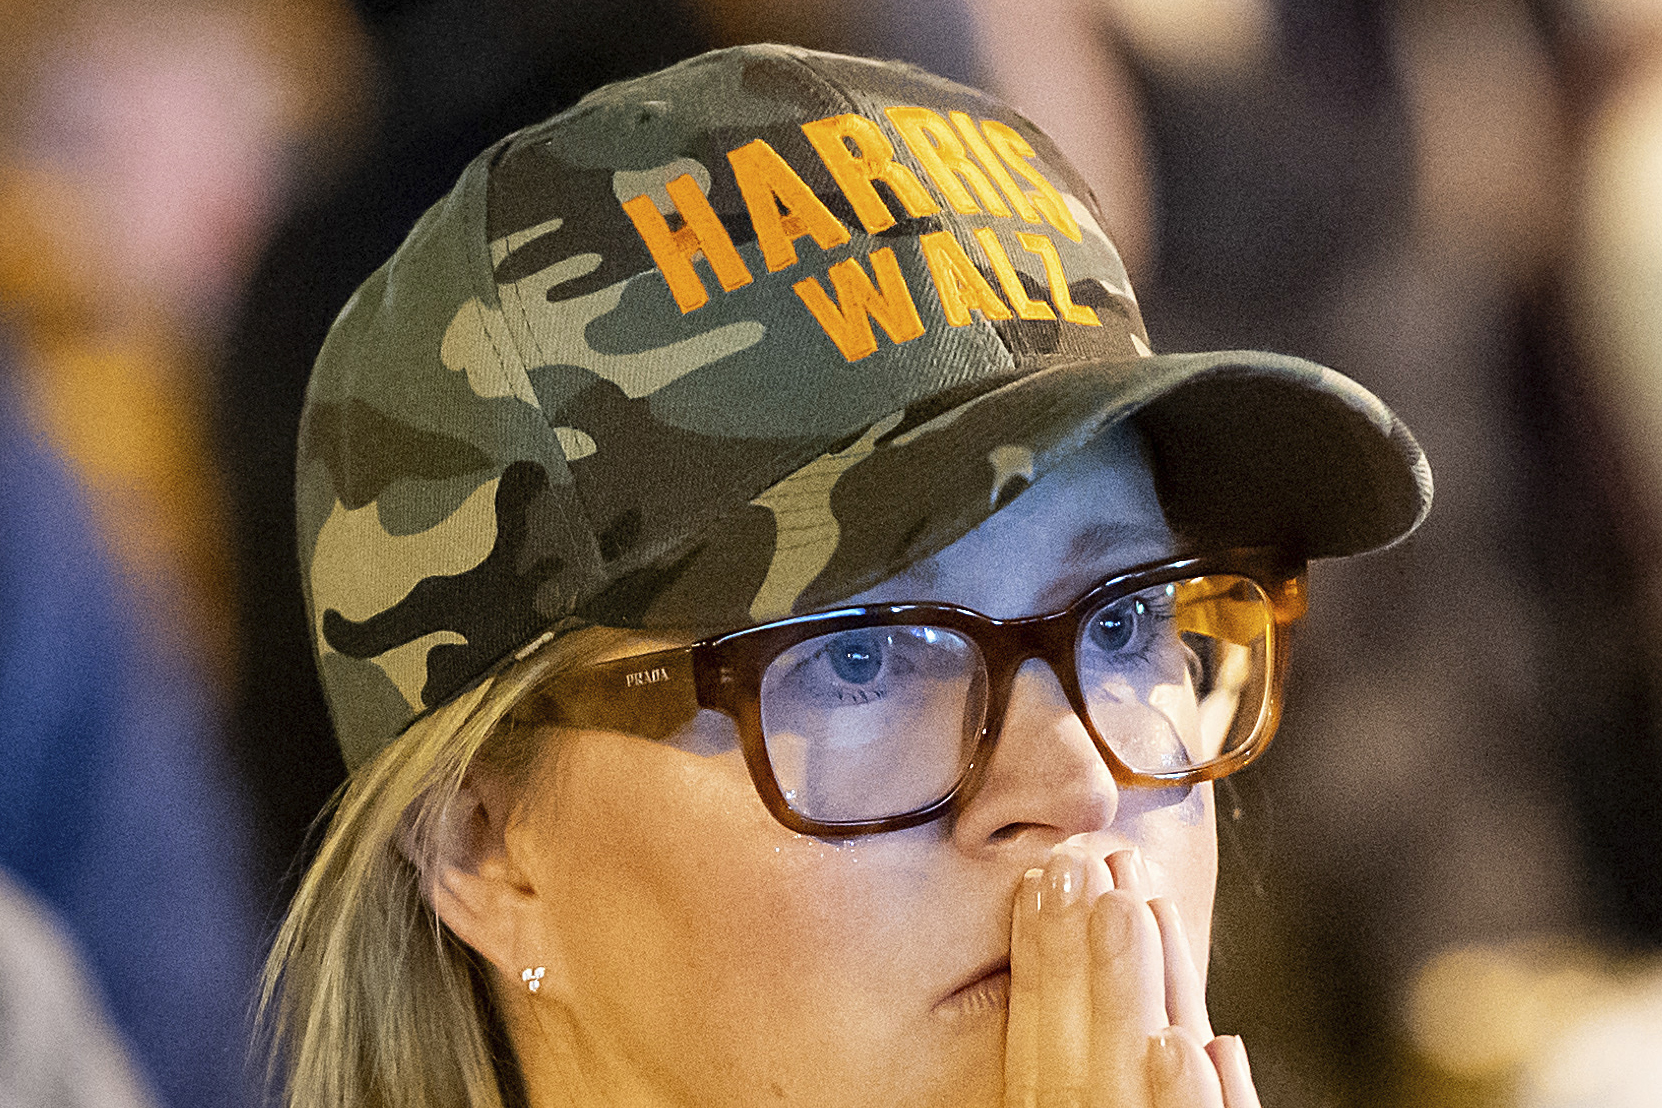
xmin=259 ymin=628 xmax=632 ymax=1108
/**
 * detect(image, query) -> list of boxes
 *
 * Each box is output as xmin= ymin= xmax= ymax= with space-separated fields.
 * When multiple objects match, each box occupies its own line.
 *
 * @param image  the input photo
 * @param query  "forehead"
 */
xmin=844 ymin=428 xmax=1175 ymax=618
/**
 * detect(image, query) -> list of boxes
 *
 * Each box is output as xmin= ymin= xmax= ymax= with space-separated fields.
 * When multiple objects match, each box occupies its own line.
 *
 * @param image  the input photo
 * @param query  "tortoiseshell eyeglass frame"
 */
xmin=512 ymin=549 xmax=1308 ymax=837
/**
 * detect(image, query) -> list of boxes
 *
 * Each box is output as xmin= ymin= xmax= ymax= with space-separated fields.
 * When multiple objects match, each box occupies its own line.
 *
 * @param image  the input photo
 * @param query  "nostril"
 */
xmin=988 ymin=822 xmax=1041 ymax=844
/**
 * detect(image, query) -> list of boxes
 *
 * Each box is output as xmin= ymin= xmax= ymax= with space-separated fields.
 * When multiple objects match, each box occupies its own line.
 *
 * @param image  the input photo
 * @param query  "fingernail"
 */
xmin=1020 ymin=866 xmax=1044 ymax=913
xmin=1148 ymin=1028 xmax=1192 ymax=1094
xmin=1045 ymin=849 xmax=1087 ymax=910
xmin=1206 ymin=1035 xmax=1252 ymax=1086
xmin=1089 ymin=888 xmax=1135 ymax=952
xmin=1083 ymin=851 xmax=1114 ymax=900
xmin=1105 ymin=848 xmax=1140 ymax=893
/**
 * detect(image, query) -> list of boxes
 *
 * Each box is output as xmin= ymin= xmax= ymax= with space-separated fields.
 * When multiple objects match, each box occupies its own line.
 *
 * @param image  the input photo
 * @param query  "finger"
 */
xmin=1148 ymin=897 xmax=1213 ymax=1041
xmin=1006 ymin=867 xmax=1044 ymax=1108
xmin=1105 ymin=847 xmax=1151 ymax=898
xmin=1034 ymin=847 xmax=1096 ymax=1106
xmin=1086 ymin=889 xmax=1165 ymax=1106
xmin=1147 ymin=1027 xmax=1225 ymax=1108
xmin=1205 ymin=1036 xmax=1261 ymax=1108
xmin=1083 ymin=849 xmax=1115 ymax=902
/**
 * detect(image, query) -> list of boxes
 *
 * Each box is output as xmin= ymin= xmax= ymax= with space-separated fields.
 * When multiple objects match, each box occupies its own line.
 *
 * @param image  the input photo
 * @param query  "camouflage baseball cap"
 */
xmin=298 ymin=44 xmax=1432 ymax=769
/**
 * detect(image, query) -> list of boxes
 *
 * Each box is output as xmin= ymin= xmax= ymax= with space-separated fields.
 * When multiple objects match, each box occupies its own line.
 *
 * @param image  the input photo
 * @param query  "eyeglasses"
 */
xmin=524 ymin=550 xmax=1307 ymax=837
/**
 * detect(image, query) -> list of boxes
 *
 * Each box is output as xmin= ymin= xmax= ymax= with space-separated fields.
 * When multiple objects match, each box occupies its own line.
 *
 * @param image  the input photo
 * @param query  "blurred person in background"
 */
xmin=0 ymin=319 xmax=257 ymax=1106
xmin=0 ymin=0 xmax=363 ymax=1103
xmin=1500 ymin=1 xmax=1662 ymax=1104
xmin=0 ymin=870 xmax=160 ymax=1108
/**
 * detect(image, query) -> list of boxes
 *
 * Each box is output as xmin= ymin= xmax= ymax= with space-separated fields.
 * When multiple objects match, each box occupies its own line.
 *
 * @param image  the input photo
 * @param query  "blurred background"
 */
xmin=3 ymin=0 xmax=1662 ymax=1104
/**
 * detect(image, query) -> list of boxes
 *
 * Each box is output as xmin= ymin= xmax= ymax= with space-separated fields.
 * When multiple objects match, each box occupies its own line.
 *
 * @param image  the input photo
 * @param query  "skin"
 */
xmin=431 ymin=429 xmax=1260 ymax=1108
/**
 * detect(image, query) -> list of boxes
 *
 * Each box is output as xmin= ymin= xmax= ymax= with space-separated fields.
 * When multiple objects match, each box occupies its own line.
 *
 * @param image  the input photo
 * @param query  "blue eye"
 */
xmin=828 ymin=632 xmax=884 ymax=684
xmin=1088 ymin=598 xmax=1142 ymax=654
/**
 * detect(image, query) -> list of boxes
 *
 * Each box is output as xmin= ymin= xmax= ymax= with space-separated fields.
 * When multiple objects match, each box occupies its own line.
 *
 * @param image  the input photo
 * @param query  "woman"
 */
xmin=264 ymin=44 xmax=1431 ymax=1108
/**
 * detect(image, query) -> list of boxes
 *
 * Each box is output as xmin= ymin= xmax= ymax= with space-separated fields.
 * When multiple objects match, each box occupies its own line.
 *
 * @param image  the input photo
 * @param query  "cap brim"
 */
xmin=780 ymin=348 xmax=1430 ymax=616
xmin=1106 ymin=349 xmax=1432 ymax=558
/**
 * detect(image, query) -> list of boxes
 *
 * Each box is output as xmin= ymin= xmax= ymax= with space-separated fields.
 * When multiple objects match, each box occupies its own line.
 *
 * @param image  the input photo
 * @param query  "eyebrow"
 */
xmin=1060 ymin=522 xmax=1174 ymax=568
xmin=890 ymin=520 xmax=1175 ymax=610
xmin=1022 ymin=522 xmax=1175 ymax=610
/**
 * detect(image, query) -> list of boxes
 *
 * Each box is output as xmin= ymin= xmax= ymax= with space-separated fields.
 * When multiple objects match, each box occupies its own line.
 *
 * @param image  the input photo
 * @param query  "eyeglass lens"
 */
xmin=756 ymin=574 xmax=1273 ymax=823
xmin=1077 ymin=575 xmax=1270 ymax=774
xmin=760 ymin=626 xmax=987 ymax=822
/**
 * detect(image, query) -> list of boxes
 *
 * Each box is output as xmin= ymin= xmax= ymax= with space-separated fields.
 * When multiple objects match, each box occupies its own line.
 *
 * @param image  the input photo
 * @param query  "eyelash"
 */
xmin=784 ymin=639 xmax=916 ymax=706
xmin=829 ymin=681 xmax=887 ymax=705
xmin=1089 ymin=594 xmax=1177 ymax=667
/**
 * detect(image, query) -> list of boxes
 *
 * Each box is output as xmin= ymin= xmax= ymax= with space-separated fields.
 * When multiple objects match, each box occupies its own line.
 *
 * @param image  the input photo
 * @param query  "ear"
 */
xmin=416 ymin=772 xmax=543 ymax=983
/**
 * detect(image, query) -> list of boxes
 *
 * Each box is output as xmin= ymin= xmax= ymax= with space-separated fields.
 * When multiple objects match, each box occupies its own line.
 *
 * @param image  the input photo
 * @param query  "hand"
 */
xmin=1005 ymin=846 xmax=1260 ymax=1108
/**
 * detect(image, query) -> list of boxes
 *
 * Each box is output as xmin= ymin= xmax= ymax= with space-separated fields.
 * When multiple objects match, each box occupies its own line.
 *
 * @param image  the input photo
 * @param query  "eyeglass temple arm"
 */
xmin=541 ymin=647 xmax=705 ymax=742
xmin=1267 ymin=571 xmax=1307 ymax=625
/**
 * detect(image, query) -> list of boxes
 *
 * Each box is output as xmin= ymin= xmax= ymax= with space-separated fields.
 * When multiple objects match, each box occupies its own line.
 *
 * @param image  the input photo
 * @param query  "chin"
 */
xmin=904 ymin=1017 xmax=1009 ymax=1108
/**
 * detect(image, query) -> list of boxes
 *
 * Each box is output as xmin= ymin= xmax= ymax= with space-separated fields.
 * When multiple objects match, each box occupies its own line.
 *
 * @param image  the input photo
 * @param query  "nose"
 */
xmin=951 ymin=657 xmax=1120 ymax=856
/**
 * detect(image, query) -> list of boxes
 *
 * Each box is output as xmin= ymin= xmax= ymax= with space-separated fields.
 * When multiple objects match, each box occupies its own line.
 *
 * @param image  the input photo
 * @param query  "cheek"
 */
xmin=535 ymin=731 xmax=882 ymax=925
xmin=514 ymin=729 xmax=972 ymax=1094
xmin=529 ymin=736 xmax=803 ymax=980
xmin=1122 ymin=782 xmax=1219 ymax=969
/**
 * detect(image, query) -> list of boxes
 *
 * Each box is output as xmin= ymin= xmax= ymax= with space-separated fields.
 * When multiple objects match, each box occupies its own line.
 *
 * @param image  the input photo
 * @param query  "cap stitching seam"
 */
xmin=479 ymin=133 xmax=608 ymax=621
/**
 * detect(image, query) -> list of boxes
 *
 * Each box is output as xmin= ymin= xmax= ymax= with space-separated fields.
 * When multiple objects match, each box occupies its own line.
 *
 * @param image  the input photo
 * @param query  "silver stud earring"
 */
xmin=521 ymin=966 xmax=545 ymax=994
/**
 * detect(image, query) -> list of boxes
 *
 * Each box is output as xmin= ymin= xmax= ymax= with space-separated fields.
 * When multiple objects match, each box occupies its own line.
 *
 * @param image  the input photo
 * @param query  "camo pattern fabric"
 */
xmin=297 ymin=45 xmax=1432 ymax=768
